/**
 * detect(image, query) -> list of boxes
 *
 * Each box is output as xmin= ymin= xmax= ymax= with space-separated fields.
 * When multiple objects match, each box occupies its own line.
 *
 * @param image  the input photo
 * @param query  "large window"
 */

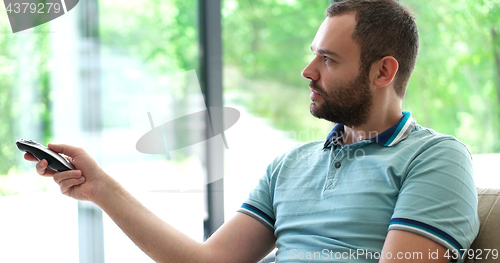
xmin=0 ymin=0 xmax=498 ymax=262
xmin=0 ymin=1 xmax=205 ymax=262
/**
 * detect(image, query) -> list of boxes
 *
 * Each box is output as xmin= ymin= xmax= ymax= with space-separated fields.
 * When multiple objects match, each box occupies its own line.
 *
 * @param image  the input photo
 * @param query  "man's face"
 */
xmin=302 ymin=14 xmax=373 ymax=127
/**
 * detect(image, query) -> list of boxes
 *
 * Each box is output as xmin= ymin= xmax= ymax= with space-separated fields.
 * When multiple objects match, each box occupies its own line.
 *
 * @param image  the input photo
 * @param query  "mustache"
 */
xmin=309 ymin=80 xmax=326 ymax=96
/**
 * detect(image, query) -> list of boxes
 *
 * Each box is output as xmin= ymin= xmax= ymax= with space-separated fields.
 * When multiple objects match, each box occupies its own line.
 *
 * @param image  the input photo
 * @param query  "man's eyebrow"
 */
xmin=318 ymin=49 xmax=341 ymax=58
xmin=311 ymin=46 xmax=341 ymax=58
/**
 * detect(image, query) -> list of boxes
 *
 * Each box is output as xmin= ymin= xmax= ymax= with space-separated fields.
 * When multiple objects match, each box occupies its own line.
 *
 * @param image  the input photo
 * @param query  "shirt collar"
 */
xmin=323 ymin=111 xmax=416 ymax=149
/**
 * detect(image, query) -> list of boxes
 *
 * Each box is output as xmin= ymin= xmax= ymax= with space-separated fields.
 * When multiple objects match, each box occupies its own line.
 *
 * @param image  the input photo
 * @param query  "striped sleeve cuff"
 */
xmin=389 ymin=218 xmax=463 ymax=260
xmin=237 ymin=203 xmax=275 ymax=231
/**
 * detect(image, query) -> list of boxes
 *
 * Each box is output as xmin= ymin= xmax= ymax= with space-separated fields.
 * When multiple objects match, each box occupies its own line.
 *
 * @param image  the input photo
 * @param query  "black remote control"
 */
xmin=16 ymin=139 xmax=75 ymax=172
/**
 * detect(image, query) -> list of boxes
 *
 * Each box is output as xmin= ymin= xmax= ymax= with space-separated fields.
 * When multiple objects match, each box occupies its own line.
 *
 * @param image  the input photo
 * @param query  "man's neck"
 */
xmin=341 ymin=111 xmax=403 ymax=146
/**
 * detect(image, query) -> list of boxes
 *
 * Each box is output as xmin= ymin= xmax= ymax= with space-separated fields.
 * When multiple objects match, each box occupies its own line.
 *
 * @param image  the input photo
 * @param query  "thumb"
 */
xmin=47 ymin=143 xmax=84 ymax=158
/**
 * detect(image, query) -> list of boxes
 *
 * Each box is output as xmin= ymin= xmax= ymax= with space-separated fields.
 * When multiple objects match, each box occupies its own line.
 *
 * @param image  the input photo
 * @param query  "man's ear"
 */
xmin=372 ymin=56 xmax=399 ymax=88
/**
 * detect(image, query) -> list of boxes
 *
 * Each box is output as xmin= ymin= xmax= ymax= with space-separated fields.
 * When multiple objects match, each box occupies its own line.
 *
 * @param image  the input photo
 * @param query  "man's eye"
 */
xmin=323 ymin=56 xmax=331 ymax=63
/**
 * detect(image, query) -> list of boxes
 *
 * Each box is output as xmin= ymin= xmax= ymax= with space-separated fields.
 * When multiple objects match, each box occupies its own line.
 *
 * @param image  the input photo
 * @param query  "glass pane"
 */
xmin=0 ymin=0 xmax=205 ymax=262
xmin=401 ymin=0 xmax=500 ymax=188
xmin=99 ymin=0 xmax=205 ymax=262
xmin=0 ymin=10 xmax=80 ymax=263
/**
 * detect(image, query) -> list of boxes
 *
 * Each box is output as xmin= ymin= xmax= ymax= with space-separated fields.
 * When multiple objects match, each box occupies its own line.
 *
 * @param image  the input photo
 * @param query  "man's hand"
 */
xmin=24 ymin=143 xmax=109 ymax=202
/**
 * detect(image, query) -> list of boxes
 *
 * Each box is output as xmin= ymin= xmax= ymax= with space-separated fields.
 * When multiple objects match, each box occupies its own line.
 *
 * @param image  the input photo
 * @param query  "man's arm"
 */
xmin=94 ymin=179 xmax=276 ymax=263
xmin=380 ymin=230 xmax=450 ymax=263
xmin=27 ymin=143 xmax=276 ymax=263
xmin=379 ymin=139 xmax=479 ymax=263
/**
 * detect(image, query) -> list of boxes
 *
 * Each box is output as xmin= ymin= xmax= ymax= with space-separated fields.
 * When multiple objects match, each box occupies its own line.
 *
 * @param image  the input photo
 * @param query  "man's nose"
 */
xmin=301 ymin=59 xmax=319 ymax=82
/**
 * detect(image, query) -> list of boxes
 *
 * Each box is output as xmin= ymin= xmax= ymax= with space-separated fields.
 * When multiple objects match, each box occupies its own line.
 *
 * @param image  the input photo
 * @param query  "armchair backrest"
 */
xmin=465 ymin=188 xmax=500 ymax=263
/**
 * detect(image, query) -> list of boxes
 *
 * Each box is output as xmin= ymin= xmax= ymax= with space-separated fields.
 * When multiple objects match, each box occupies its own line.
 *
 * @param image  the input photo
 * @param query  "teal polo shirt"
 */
xmin=238 ymin=111 xmax=479 ymax=262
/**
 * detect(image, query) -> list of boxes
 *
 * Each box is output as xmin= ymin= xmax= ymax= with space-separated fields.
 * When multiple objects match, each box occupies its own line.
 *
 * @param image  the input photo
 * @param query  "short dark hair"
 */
xmin=326 ymin=0 xmax=419 ymax=98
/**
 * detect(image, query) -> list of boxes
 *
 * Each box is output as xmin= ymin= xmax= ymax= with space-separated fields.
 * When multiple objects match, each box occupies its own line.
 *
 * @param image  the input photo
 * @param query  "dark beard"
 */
xmin=309 ymin=71 xmax=373 ymax=127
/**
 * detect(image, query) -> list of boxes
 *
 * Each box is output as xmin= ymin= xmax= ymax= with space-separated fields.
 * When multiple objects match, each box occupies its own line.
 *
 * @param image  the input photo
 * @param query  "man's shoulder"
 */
xmin=407 ymin=124 xmax=469 ymax=148
xmin=403 ymin=124 xmax=472 ymax=160
xmin=410 ymin=124 xmax=456 ymax=140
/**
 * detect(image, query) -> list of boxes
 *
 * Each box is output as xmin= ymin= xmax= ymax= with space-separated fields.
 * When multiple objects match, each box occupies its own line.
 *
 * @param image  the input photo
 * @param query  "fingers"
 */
xmin=60 ymin=177 xmax=86 ymax=195
xmin=53 ymin=170 xmax=82 ymax=184
xmin=36 ymin=158 xmax=86 ymax=196
xmin=36 ymin=159 xmax=56 ymax=176
xmin=53 ymin=170 xmax=85 ymax=195
xmin=24 ymin=152 xmax=38 ymax=162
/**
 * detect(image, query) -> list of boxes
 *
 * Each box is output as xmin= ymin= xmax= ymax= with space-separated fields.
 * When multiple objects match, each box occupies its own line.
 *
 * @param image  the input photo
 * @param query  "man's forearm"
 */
xmin=93 ymin=176 xmax=209 ymax=263
xmin=29 ymin=144 xmax=275 ymax=263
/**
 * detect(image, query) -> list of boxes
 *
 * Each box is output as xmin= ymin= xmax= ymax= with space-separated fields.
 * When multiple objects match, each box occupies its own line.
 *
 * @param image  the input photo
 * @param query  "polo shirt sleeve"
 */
xmin=237 ymin=153 xmax=284 ymax=232
xmin=389 ymin=137 xmax=480 ymax=261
